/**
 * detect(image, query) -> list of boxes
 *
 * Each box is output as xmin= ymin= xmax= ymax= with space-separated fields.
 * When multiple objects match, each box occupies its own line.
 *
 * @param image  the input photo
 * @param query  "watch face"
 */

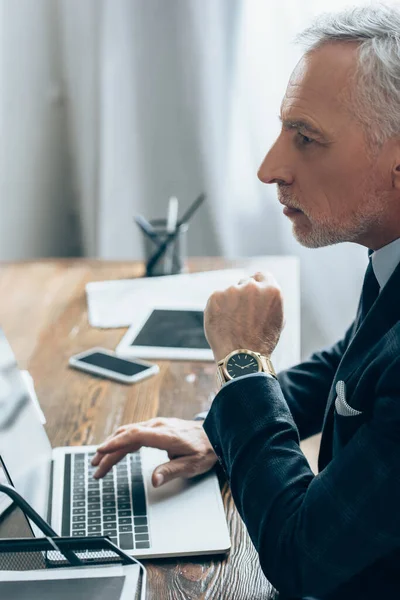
xmin=226 ymin=352 xmax=260 ymax=378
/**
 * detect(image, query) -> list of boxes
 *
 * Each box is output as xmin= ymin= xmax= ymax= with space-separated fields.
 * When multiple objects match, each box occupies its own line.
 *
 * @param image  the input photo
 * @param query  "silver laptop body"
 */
xmin=0 ymin=330 xmax=230 ymax=558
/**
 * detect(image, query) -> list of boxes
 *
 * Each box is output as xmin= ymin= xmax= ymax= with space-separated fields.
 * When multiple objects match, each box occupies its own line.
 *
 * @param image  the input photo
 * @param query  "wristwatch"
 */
xmin=216 ymin=348 xmax=276 ymax=389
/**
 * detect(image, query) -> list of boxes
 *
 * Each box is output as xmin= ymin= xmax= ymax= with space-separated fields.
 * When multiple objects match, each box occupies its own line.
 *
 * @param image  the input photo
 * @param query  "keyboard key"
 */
xmin=73 ymin=508 xmax=85 ymax=515
xmin=103 ymin=501 xmax=116 ymax=509
xmin=103 ymin=494 xmax=115 ymax=502
xmin=135 ymin=534 xmax=149 ymax=542
xmin=104 ymin=515 xmax=116 ymax=522
xmin=134 ymin=517 xmax=147 ymax=526
xmin=88 ymin=490 xmax=100 ymax=497
xmin=104 ymin=529 xmax=117 ymax=537
xmin=72 ymin=515 xmax=85 ymax=522
xmin=72 ymin=523 xmax=85 ymax=530
xmin=131 ymin=488 xmax=146 ymax=515
xmin=88 ymin=517 xmax=101 ymax=525
xmin=134 ymin=526 xmax=148 ymax=534
xmin=73 ymin=501 xmax=85 ymax=508
xmin=88 ymin=525 xmax=101 ymax=533
xmin=118 ymin=517 xmax=132 ymax=525
xmin=136 ymin=542 xmax=150 ymax=549
xmin=118 ymin=510 xmax=132 ymax=517
xmin=88 ymin=510 xmax=101 ymax=518
xmin=88 ymin=503 xmax=101 ymax=511
xmin=119 ymin=533 xmax=134 ymax=550
xmin=103 ymin=508 xmax=116 ymax=515
xmin=117 ymin=503 xmax=130 ymax=511
xmin=120 ymin=525 xmax=133 ymax=532
xmin=72 ymin=531 xmax=85 ymax=536
xmin=73 ymin=493 xmax=85 ymax=501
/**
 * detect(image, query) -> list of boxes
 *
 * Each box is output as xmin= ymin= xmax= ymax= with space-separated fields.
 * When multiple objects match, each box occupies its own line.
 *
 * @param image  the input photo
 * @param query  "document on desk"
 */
xmin=86 ymin=268 xmax=246 ymax=329
xmin=0 ymin=564 xmax=141 ymax=600
xmin=86 ymin=262 xmax=298 ymax=329
xmin=86 ymin=259 xmax=300 ymax=372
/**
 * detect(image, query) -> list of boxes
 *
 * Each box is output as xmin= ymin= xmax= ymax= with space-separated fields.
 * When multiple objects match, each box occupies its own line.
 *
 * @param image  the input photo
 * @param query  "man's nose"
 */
xmin=257 ymin=137 xmax=294 ymax=185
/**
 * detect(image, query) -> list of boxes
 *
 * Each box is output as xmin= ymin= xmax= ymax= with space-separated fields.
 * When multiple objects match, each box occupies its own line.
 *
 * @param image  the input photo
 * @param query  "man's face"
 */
xmin=258 ymin=42 xmax=393 ymax=248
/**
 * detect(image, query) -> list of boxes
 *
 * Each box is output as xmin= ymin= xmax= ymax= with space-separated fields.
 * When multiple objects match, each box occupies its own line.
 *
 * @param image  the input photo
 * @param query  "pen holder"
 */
xmin=143 ymin=219 xmax=189 ymax=277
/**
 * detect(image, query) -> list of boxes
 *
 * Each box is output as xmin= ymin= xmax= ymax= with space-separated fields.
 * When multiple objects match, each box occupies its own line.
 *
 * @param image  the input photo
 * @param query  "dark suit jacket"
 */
xmin=204 ymin=260 xmax=400 ymax=599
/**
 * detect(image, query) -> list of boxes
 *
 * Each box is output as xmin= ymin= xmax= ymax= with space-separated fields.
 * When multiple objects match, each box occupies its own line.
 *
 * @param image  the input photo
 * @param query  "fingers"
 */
xmin=237 ymin=271 xmax=268 ymax=285
xmin=151 ymin=456 xmax=201 ymax=488
xmin=91 ymin=425 xmax=130 ymax=466
xmin=93 ymin=450 xmax=127 ymax=479
xmin=92 ymin=423 xmax=175 ymax=477
xmin=95 ymin=426 xmax=162 ymax=456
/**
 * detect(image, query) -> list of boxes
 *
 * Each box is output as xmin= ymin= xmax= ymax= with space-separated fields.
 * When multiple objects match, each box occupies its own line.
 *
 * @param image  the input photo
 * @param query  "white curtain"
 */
xmin=3 ymin=0 xmax=392 ymax=357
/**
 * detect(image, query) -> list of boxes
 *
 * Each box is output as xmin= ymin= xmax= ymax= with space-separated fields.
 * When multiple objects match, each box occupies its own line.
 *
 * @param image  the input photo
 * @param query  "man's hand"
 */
xmin=91 ymin=418 xmax=217 ymax=487
xmin=204 ymin=271 xmax=284 ymax=362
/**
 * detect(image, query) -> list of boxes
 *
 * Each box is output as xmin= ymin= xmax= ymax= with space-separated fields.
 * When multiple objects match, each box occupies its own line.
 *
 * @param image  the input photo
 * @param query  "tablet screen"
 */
xmin=130 ymin=309 xmax=210 ymax=349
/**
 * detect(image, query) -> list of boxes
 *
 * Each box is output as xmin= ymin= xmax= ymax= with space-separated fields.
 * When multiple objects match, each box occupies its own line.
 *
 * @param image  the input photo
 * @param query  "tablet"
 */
xmin=116 ymin=307 xmax=214 ymax=361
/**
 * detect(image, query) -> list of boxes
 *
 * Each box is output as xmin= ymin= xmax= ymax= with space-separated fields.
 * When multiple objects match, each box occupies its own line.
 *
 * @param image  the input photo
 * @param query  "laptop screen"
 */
xmin=0 ymin=330 xmax=52 ymax=533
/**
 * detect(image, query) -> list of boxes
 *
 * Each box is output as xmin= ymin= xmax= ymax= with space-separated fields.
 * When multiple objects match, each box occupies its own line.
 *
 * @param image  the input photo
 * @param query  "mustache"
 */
xmin=277 ymin=187 xmax=304 ymax=212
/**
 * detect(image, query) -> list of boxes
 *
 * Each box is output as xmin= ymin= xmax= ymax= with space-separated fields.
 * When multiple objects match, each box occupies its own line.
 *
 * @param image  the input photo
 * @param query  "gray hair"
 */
xmin=295 ymin=4 xmax=400 ymax=146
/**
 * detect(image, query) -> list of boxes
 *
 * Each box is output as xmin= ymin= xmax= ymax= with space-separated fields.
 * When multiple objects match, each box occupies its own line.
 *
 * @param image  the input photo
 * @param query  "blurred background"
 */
xmin=1 ymin=0 xmax=393 ymax=358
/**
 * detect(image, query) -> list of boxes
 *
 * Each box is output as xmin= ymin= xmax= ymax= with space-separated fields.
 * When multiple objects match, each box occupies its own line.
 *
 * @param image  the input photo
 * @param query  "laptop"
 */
xmin=0 ymin=330 xmax=230 ymax=558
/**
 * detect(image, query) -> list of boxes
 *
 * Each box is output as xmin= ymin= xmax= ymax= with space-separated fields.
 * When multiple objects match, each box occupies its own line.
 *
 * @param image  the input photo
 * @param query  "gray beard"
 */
xmin=279 ymin=189 xmax=389 ymax=248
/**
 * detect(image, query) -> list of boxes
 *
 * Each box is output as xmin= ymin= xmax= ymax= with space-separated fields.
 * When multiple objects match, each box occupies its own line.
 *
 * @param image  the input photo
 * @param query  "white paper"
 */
xmin=87 ymin=266 xmax=267 ymax=329
xmin=20 ymin=371 xmax=46 ymax=425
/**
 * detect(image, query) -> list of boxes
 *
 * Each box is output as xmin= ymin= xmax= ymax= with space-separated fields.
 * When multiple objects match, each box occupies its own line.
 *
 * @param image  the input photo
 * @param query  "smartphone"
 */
xmin=69 ymin=347 xmax=159 ymax=384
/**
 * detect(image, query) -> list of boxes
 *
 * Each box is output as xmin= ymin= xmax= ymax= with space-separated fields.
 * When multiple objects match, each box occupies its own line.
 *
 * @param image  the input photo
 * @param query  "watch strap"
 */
xmin=259 ymin=354 xmax=277 ymax=378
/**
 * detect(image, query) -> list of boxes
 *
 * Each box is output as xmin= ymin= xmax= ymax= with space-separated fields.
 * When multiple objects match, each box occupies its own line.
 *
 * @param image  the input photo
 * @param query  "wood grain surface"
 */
xmin=0 ymin=257 xmax=304 ymax=599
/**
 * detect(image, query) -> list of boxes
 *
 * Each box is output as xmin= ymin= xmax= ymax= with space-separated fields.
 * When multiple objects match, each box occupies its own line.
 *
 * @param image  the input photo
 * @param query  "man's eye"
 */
xmin=297 ymin=132 xmax=314 ymax=146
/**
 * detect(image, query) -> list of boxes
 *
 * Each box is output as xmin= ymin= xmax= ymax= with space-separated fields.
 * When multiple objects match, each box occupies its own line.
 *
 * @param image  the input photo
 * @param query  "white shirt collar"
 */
xmin=370 ymin=237 xmax=400 ymax=291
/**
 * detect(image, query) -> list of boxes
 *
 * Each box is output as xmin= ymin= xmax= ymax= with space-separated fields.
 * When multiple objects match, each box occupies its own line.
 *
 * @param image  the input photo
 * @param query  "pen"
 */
xmin=146 ymin=193 xmax=206 ymax=275
xmin=164 ymin=197 xmax=179 ymax=274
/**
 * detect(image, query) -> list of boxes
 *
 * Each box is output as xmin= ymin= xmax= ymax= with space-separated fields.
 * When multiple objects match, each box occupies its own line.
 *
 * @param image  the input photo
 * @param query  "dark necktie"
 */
xmin=358 ymin=256 xmax=380 ymax=323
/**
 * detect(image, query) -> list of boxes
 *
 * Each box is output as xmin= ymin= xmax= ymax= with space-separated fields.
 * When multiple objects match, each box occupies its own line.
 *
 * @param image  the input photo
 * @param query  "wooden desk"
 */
xmin=0 ymin=257 xmax=300 ymax=599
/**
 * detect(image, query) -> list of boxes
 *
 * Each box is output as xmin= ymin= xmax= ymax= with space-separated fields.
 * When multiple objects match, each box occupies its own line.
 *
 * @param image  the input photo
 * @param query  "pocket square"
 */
xmin=335 ymin=380 xmax=362 ymax=417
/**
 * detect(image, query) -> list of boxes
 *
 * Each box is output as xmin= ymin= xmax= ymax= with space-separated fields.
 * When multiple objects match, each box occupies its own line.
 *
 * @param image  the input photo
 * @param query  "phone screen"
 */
xmin=78 ymin=353 xmax=150 ymax=376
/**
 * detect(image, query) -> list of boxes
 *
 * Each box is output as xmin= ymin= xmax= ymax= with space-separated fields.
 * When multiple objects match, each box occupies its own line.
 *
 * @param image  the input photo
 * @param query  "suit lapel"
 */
xmin=318 ymin=260 xmax=400 ymax=470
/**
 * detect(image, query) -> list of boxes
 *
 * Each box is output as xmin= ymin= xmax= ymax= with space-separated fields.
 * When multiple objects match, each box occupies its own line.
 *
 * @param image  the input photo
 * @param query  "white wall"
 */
xmin=0 ymin=0 xmax=76 ymax=260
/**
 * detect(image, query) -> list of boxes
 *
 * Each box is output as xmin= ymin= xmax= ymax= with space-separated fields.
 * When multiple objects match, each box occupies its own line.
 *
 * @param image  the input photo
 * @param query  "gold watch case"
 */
xmin=216 ymin=348 xmax=276 ymax=388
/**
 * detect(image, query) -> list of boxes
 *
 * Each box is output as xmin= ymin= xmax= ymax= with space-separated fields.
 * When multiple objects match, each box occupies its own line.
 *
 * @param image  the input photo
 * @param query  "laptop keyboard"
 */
xmin=61 ymin=451 xmax=150 ymax=551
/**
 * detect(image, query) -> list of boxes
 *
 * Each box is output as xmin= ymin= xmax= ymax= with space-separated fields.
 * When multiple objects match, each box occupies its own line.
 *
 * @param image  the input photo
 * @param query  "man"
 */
xmin=92 ymin=5 xmax=400 ymax=599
